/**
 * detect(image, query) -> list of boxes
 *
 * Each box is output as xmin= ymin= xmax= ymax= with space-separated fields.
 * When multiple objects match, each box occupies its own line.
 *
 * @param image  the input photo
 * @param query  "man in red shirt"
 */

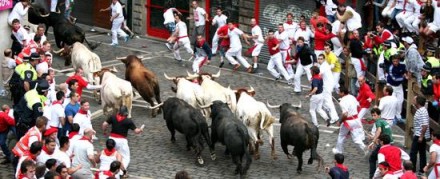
xmin=216 ymin=24 xmax=229 ymax=68
xmin=357 ymin=76 xmax=375 ymax=120
xmin=313 ymin=23 xmax=335 ymax=56
xmin=266 ymin=29 xmax=291 ymax=81
xmin=373 ymin=134 xmax=410 ymax=178
xmin=310 ymin=10 xmax=330 ymax=30
xmin=65 ymin=67 xmax=101 ymax=99
xmin=0 ymin=104 xmax=15 ymax=164
xmin=371 ymin=22 xmax=394 ymax=45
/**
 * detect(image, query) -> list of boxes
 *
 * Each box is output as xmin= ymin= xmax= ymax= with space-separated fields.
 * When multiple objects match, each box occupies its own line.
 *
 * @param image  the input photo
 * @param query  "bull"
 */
xmin=163 ymin=73 xmax=204 ymax=109
xmin=160 ymin=97 xmax=215 ymax=165
xmin=267 ymin=102 xmax=323 ymax=174
xmin=119 ymin=55 xmax=162 ymax=117
xmin=188 ymin=71 xmax=236 ymax=117
xmin=68 ymin=42 xmax=102 ymax=85
xmin=210 ymin=100 xmax=252 ymax=176
xmin=234 ymin=88 xmax=277 ymax=160
xmin=94 ymin=67 xmax=133 ymax=118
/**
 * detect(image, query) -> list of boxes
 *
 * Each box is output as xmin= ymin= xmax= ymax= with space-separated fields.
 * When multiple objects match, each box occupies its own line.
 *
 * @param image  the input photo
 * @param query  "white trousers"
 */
xmin=50 ymin=0 xmax=58 ymax=12
xmin=332 ymin=72 xmax=341 ymax=92
xmin=404 ymin=14 xmax=421 ymax=34
xmin=193 ymin=57 xmax=208 ymax=73
xmin=322 ymin=88 xmax=339 ymax=122
xmin=294 ymin=63 xmax=312 ymax=92
xmin=428 ymin=165 xmax=440 ymax=179
xmin=331 ymin=37 xmax=343 ymax=56
xmin=334 ymin=118 xmax=366 ymax=153
xmin=396 ymin=11 xmax=414 ymax=28
xmin=225 ymin=47 xmax=250 ymax=68
xmin=251 ymin=43 xmax=264 ymax=57
xmin=267 ymin=53 xmax=291 ymax=80
xmin=390 ymin=84 xmax=403 ymax=119
xmin=358 ymin=107 xmax=370 ymax=120
xmin=111 ymin=18 xmax=127 ymax=44
xmin=310 ymin=93 xmax=328 ymax=126
xmin=173 ymin=38 xmax=193 ymax=60
xmin=211 ymin=31 xmax=219 ymax=54
xmin=110 ymin=137 xmax=131 ymax=169
xmin=377 ymin=52 xmax=386 ymax=81
xmin=382 ymin=6 xmax=395 ymax=18
xmin=280 ymin=51 xmax=295 ymax=77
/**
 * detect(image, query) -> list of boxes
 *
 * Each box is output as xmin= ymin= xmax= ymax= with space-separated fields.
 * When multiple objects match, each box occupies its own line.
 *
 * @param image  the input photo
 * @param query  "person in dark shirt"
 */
xmin=386 ymin=54 xmax=406 ymax=122
xmin=326 ymin=153 xmax=349 ymax=179
xmin=306 ymin=66 xmax=326 ymax=127
xmin=102 ymin=106 xmax=143 ymax=178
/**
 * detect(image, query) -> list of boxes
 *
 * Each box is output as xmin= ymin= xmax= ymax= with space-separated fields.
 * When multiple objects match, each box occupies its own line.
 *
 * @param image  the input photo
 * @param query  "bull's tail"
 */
xmin=236 ymin=125 xmax=252 ymax=175
xmin=84 ymin=38 xmax=101 ymax=50
xmin=121 ymin=91 xmax=133 ymax=118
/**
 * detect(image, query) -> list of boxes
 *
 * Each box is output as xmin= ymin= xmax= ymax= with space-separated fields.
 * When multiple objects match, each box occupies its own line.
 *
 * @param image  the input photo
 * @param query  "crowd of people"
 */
xmin=1 ymin=0 xmax=440 ymax=178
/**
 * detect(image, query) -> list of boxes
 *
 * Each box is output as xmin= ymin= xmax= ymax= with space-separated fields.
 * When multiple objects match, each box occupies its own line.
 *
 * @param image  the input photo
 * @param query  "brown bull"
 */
xmin=119 ymin=55 xmax=162 ymax=117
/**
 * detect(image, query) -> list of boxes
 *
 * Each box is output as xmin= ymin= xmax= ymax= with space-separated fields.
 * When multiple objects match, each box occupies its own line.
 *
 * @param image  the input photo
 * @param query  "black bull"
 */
xmin=210 ymin=101 xmax=252 ymax=177
xmin=278 ymin=103 xmax=323 ymax=174
xmin=162 ymin=97 xmax=215 ymax=165
xmin=27 ymin=4 xmax=100 ymax=50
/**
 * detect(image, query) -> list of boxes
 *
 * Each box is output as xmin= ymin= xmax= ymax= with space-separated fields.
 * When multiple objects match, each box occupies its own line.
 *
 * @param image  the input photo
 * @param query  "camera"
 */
xmin=369 ymin=32 xmax=378 ymax=38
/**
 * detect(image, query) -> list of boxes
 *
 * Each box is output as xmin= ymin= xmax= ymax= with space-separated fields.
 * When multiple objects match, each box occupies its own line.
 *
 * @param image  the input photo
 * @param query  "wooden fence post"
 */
xmin=405 ymin=78 xmax=416 ymax=148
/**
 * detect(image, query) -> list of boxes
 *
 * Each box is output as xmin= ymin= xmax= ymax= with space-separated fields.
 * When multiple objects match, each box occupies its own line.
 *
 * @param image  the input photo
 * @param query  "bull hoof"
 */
xmin=197 ymin=157 xmax=204 ymax=165
xmin=210 ymin=153 xmax=216 ymax=161
xmin=308 ymin=158 xmax=313 ymax=165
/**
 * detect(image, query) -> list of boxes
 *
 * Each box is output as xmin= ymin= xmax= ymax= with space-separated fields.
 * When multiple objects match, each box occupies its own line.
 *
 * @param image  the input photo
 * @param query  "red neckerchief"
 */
xmin=116 ymin=114 xmax=126 ymax=122
xmin=42 ymin=145 xmax=54 ymax=155
xmin=102 ymin=170 xmax=113 ymax=177
xmin=79 ymin=136 xmax=92 ymax=143
xmin=286 ymin=20 xmax=293 ymax=25
xmin=300 ymin=26 xmax=306 ymax=31
xmin=335 ymin=163 xmax=348 ymax=171
xmin=68 ymin=131 xmax=78 ymax=139
xmin=17 ymin=173 xmax=26 ymax=179
xmin=434 ymin=139 xmax=440 ymax=146
xmin=311 ymin=74 xmax=322 ymax=80
xmin=251 ymin=24 xmax=257 ymax=27
xmin=103 ymin=148 xmax=116 ymax=156
xmin=197 ymin=39 xmax=205 ymax=48
xmin=24 ymin=151 xmax=37 ymax=160
xmin=52 ymin=100 xmax=62 ymax=106
xmin=78 ymin=109 xmax=88 ymax=115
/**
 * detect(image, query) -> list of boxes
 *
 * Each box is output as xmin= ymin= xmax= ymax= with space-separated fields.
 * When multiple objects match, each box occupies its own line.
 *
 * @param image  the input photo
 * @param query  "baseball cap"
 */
xmin=383 ymin=41 xmax=391 ymax=47
xmin=30 ymin=52 xmax=40 ymax=60
xmin=402 ymin=36 xmax=414 ymax=44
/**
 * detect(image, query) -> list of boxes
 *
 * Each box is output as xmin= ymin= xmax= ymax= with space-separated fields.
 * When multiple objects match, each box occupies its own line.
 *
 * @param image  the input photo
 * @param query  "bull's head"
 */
xmin=233 ymin=86 xmax=255 ymax=101
xmin=92 ymin=66 xmax=118 ymax=85
xmin=28 ymin=3 xmax=51 ymax=23
xmin=186 ymin=70 xmax=220 ymax=85
xmin=53 ymin=44 xmax=72 ymax=66
xmin=164 ymin=73 xmax=188 ymax=85
xmin=266 ymin=101 xmax=301 ymax=109
xmin=117 ymin=55 xmax=143 ymax=67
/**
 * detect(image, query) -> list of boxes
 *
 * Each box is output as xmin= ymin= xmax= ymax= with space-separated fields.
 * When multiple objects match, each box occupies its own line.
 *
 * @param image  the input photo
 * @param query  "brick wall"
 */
xmin=238 ymin=0 xmax=255 ymax=35
xmin=132 ymin=0 xmax=146 ymax=35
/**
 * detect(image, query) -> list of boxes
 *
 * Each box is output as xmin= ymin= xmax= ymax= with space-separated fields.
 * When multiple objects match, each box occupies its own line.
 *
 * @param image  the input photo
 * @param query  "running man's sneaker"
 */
xmin=165 ymin=43 xmax=173 ymax=51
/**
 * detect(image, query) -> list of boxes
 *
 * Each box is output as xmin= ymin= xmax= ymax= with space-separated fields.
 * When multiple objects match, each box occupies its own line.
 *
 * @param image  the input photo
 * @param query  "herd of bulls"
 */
xmin=25 ymin=4 xmax=324 ymax=176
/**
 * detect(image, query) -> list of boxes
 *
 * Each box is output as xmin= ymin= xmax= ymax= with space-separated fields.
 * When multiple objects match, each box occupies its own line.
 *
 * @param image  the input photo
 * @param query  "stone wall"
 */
xmin=238 ymin=0 xmax=254 ymax=35
xmin=132 ymin=0 xmax=146 ymax=35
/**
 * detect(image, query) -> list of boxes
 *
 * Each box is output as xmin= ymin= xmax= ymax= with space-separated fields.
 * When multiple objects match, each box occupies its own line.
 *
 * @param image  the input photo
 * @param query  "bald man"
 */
xmin=71 ymin=128 xmax=97 ymax=178
xmin=356 ymin=76 xmax=375 ymax=120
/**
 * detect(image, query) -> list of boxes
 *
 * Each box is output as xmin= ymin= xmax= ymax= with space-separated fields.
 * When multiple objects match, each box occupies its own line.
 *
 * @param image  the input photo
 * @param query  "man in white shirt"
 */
xmin=325 ymin=0 xmax=338 ymax=22
xmin=336 ymin=4 xmax=362 ymax=32
xmin=377 ymin=86 xmax=399 ymax=126
xmin=317 ymin=54 xmax=339 ymax=125
xmin=73 ymin=100 xmax=93 ymax=136
xmin=47 ymin=91 xmax=66 ymax=138
xmin=294 ymin=21 xmax=314 ymax=45
xmin=29 ymin=25 xmax=47 ymax=46
xmin=248 ymin=18 xmax=264 ymax=70
xmin=58 ymin=136 xmax=82 ymax=175
xmin=100 ymin=0 xmax=129 ymax=46
xmin=36 ymin=137 xmax=59 ymax=164
xmin=163 ymin=2 xmax=182 ymax=50
xmin=221 ymin=22 xmax=252 ymax=73
xmin=11 ymin=19 xmax=30 ymax=54
xmin=169 ymin=14 xmax=194 ymax=62
xmin=71 ymin=128 xmax=97 ymax=179
xmin=275 ymin=24 xmax=294 ymax=79
xmin=189 ymin=1 xmax=208 ymax=44
xmin=211 ymin=7 xmax=228 ymax=55
xmin=283 ymin=12 xmax=298 ymax=56
xmin=7 ymin=0 xmax=30 ymax=26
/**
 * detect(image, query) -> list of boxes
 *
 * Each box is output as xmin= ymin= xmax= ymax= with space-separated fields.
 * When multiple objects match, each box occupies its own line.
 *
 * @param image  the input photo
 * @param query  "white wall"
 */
xmin=0 ymin=10 xmax=12 ymax=90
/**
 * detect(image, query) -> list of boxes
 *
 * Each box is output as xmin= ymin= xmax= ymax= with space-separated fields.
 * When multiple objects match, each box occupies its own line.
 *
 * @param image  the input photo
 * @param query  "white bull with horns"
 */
xmin=163 ymin=73 xmax=205 ymax=108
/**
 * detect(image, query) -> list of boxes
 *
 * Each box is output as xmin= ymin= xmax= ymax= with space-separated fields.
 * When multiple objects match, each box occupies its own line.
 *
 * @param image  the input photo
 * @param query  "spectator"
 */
xmin=36 ymin=137 xmax=58 ymax=164
xmin=371 ymin=22 xmax=394 ymax=45
xmin=423 ymin=0 xmax=440 ymax=37
xmin=290 ymin=37 xmax=316 ymax=93
xmin=387 ymin=54 xmax=406 ymax=122
xmin=63 ymin=92 xmax=80 ymax=134
xmin=70 ymin=128 xmax=97 ymax=179
xmin=324 ymin=0 xmax=338 ymax=22
xmin=15 ymin=141 xmax=43 ymax=178
xmin=423 ymin=130 xmax=440 ymax=178
xmin=326 ymin=153 xmax=349 ymax=179
xmin=424 ymin=47 xmax=440 ymax=76
xmin=175 ymin=170 xmax=190 ymax=179
xmin=65 ymin=67 xmax=101 ymax=100
xmin=2 ymin=49 xmax=16 ymax=91
xmin=56 ymin=164 xmax=70 ymax=179
xmin=0 ymin=104 xmax=14 ymax=164
xmin=73 ymin=100 xmax=94 ymax=137
xmin=45 ymin=158 xmax=58 ymax=172
xmin=403 ymin=36 xmax=425 ymax=84
xmin=421 ymin=64 xmax=434 ymax=96
xmin=310 ymin=10 xmax=330 ymax=30
xmin=57 ymin=136 xmax=81 ymax=175
xmin=10 ymin=19 xmax=29 ymax=55
xmin=64 ymin=0 xmax=76 ymax=24
xmin=188 ymin=0 xmax=208 ymax=44
xmin=7 ymin=0 xmax=30 ymax=26
xmin=44 ymin=170 xmax=61 ymax=179
xmin=313 ymin=23 xmax=335 ymax=57
xmin=97 ymin=139 xmax=123 ymax=172
xmin=29 ymin=24 xmax=47 ymax=46
xmin=48 ymin=91 xmax=66 ymax=138
xmin=401 ymin=0 xmax=422 ymax=34
xmin=98 ymin=160 xmax=121 ymax=179
xmin=378 ymin=161 xmax=396 ymax=179
xmin=348 ymin=30 xmax=366 ymax=96
xmin=373 ymin=134 xmax=409 ymax=178
xmin=377 ymin=86 xmax=400 ymax=126
xmin=400 ymin=160 xmax=417 ymax=179
xmin=410 ymin=96 xmax=430 ymax=174
xmin=336 ymin=4 xmax=362 ymax=31
xmin=18 ymin=159 xmax=37 ymax=179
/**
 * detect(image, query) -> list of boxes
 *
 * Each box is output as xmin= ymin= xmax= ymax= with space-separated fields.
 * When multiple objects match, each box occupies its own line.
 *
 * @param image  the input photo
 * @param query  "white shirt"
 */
xmin=5 ymin=57 xmax=16 ymax=69
xmin=8 ymin=2 xmax=29 ymax=24
xmin=212 ymin=14 xmax=227 ymax=27
xmin=47 ymin=103 xmax=65 ymax=128
xmin=275 ymin=31 xmax=290 ymax=50
xmin=283 ymin=22 xmax=298 ymax=39
xmin=99 ymin=151 xmax=118 ymax=170
xmin=294 ymin=27 xmax=314 ymax=44
xmin=251 ymin=25 xmax=264 ymax=44
xmin=429 ymin=144 xmax=440 ymax=163
xmin=176 ymin=21 xmax=188 ymax=38
xmin=111 ymin=1 xmax=124 ymax=20
xmin=395 ymin=0 xmax=405 ymax=9
xmin=228 ymin=28 xmax=244 ymax=49
xmin=71 ymin=139 xmax=94 ymax=171
xmin=409 ymin=0 xmax=421 ymax=15
xmin=36 ymin=148 xmax=61 ymax=164
xmin=193 ymin=7 xmax=206 ymax=26
xmin=73 ymin=111 xmax=92 ymax=136
xmin=36 ymin=62 xmax=49 ymax=74
xmin=378 ymin=95 xmax=399 ymax=120
xmin=58 ymin=150 xmax=72 ymax=168
xmin=29 ymin=33 xmax=47 ymax=46
xmin=319 ymin=61 xmax=334 ymax=90
xmin=339 ymin=94 xmax=359 ymax=117
xmin=325 ymin=0 xmax=337 ymax=16
xmin=345 ymin=6 xmax=362 ymax=31
xmin=67 ymin=134 xmax=81 ymax=156
xmin=163 ymin=8 xmax=176 ymax=24
xmin=12 ymin=26 xmax=29 ymax=45
xmin=432 ymin=1 xmax=440 ymax=25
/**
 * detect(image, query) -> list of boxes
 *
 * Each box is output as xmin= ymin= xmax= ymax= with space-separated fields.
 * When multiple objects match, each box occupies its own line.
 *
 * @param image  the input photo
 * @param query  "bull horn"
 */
xmin=212 ymin=70 xmax=221 ymax=78
xmin=163 ymin=73 xmax=175 ymax=80
xmin=116 ymin=56 xmax=126 ymax=60
xmin=266 ymin=100 xmax=280 ymax=109
xmin=248 ymin=86 xmax=255 ymax=93
xmin=111 ymin=66 xmax=118 ymax=73
xmin=53 ymin=48 xmax=64 ymax=54
xmin=199 ymin=103 xmax=212 ymax=109
xmin=186 ymin=70 xmax=199 ymax=78
xmin=146 ymin=102 xmax=164 ymax=110
xmin=291 ymin=101 xmax=302 ymax=109
xmin=40 ymin=13 xmax=50 ymax=17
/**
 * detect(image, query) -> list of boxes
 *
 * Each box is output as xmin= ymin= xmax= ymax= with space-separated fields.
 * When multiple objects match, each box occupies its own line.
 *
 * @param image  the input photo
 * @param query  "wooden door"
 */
xmin=93 ymin=0 xmax=112 ymax=29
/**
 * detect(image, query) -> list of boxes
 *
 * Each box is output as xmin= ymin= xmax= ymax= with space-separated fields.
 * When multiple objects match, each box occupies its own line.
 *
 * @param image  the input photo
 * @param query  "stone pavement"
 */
xmin=0 ymin=26 xmax=408 ymax=179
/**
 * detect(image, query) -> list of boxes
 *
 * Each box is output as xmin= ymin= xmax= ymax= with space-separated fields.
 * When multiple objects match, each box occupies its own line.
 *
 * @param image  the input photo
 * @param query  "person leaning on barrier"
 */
xmin=421 ymin=64 xmax=434 ymax=96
